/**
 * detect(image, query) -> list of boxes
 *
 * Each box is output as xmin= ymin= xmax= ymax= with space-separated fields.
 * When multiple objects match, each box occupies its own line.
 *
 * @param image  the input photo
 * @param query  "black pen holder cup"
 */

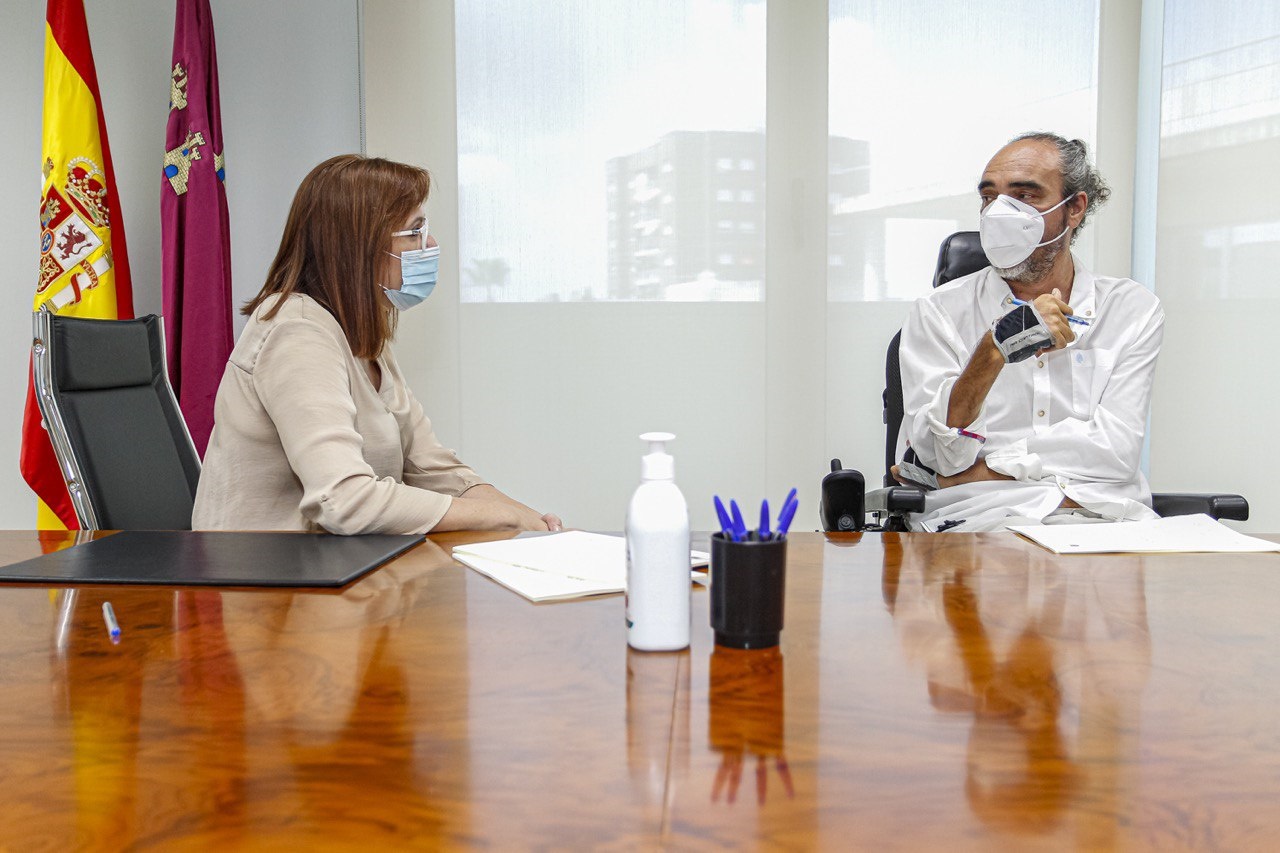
xmin=709 ymin=533 xmax=786 ymax=649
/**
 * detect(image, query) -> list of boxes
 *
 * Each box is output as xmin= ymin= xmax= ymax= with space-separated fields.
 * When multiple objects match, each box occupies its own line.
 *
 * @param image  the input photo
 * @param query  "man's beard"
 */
xmin=994 ymin=236 xmax=1065 ymax=283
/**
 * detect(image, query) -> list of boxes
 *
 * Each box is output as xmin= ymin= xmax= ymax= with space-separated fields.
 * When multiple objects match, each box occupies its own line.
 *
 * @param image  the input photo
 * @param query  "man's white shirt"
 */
xmin=897 ymin=256 xmax=1164 ymax=531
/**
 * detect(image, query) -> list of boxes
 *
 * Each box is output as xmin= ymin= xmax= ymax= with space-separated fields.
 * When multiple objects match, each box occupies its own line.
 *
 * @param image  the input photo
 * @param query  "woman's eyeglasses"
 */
xmin=391 ymin=219 xmax=430 ymax=251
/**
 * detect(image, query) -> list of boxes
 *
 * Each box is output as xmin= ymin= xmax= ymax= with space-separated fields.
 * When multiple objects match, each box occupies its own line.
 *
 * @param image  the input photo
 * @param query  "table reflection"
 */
xmin=707 ymin=646 xmax=793 ymax=805
xmin=44 ymin=538 xmax=459 ymax=845
xmin=627 ymin=648 xmax=689 ymax=800
xmin=885 ymin=535 xmax=1152 ymax=840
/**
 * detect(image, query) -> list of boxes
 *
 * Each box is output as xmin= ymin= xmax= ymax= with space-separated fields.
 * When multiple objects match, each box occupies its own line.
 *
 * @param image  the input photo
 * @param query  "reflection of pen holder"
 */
xmin=708 ymin=645 xmax=785 ymax=752
xmin=708 ymin=646 xmax=793 ymax=804
xmin=710 ymin=534 xmax=786 ymax=649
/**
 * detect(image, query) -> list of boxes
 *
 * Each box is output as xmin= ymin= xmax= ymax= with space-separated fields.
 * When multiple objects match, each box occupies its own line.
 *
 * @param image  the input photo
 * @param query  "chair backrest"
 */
xmin=882 ymin=231 xmax=989 ymax=485
xmin=931 ymin=231 xmax=988 ymax=290
xmin=33 ymin=311 xmax=201 ymax=530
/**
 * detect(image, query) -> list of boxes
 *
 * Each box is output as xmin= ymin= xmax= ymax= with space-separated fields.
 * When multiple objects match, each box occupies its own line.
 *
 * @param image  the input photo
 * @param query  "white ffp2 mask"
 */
xmin=979 ymin=194 xmax=1071 ymax=269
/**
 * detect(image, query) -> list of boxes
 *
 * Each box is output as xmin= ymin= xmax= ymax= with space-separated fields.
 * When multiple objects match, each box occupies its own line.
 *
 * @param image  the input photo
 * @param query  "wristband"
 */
xmin=991 ymin=303 xmax=1053 ymax=363
xmin=954 ymin=427 xmax=986 ymax=444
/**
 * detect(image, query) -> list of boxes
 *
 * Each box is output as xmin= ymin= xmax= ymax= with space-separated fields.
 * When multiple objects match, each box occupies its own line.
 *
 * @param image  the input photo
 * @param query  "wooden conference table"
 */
xmin=0 ymin=529 xmax=1278 ymax=849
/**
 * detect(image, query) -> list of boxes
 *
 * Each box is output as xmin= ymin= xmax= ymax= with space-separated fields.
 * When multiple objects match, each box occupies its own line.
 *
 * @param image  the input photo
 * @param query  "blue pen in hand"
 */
xmin=1010 ymin=297 xmax=1090 ymax=326
xmin=759 ymin=499 xmax=771 ymax=541
xmin=713 ymin=495 xmax=737 ymax=541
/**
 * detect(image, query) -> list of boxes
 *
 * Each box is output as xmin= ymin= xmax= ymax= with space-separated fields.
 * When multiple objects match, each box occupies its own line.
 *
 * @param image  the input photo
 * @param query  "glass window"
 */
xmin=1157 ymin=4 xmax=1280 ymax=299
xmin=827 ymin=0 xmax=1100 ymax=301
xmin=456 ymin=0 xmax=766 ymax=303
xmin=1148 ymin=2 xmax=1280 ymax=531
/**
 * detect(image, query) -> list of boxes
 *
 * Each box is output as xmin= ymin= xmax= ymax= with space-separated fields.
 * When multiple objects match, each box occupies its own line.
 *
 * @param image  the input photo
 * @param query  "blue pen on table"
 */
xmin=713 ymin=495 xmax=738 ymax=541
xmin=102 ymin=601 xmax=121 ymax=644
xmin=1009 ymin=297 xmax=1090 ymax=326
xmin=777 ymin=497 xmax=799 ymax=539
xmin=729 ymin=500 xmax=748 ymax=541
xmin=759 ymin=499 xmax=771 ymax=541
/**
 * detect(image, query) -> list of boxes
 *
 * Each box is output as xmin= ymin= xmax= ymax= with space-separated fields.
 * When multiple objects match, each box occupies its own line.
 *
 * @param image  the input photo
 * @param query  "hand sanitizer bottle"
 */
xmin=625 ymin=432 xmax=691 ymax=651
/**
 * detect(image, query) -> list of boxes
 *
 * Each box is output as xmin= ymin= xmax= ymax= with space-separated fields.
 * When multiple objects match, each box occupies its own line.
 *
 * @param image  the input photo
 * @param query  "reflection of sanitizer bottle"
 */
xmin=625 ymin=432 xmax=690 ymax=651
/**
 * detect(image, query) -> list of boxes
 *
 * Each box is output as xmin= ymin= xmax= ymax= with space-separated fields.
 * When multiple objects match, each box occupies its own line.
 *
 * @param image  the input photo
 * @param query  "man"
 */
xmin=895 ymin=132 xmax=1163 ymax=532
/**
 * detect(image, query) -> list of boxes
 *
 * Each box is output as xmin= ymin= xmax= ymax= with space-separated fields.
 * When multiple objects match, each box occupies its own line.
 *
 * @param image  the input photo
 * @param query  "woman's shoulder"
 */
xmin=235 ymin=293 xmax=350 ymax=369
xmin=245 ymin=292 xmax=340 ymax=326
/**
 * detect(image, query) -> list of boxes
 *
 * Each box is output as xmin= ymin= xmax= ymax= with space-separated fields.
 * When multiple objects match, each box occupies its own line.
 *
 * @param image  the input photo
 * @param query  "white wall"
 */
xmin=4 ymin=1 xmax=1271 ymax=532
xmin=0 ymin=0 xmax=362 ymax=528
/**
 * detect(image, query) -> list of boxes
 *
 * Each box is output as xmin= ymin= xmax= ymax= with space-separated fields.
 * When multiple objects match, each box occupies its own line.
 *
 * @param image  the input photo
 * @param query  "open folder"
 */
xmin=1008 ymin=513 xmax=1280 ymax=555
xmin=452 ymin=531 xmax=709 ymax=602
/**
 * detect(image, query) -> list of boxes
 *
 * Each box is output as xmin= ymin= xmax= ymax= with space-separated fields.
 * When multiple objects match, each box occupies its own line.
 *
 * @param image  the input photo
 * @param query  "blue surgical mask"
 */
xmin=382 ymin=245 xmax=440 ymax=311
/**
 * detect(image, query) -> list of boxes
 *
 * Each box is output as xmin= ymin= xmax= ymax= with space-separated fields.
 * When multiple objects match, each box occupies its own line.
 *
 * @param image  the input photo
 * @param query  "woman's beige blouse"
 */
xmin=192 ymin=293 xmax=485 ymax=533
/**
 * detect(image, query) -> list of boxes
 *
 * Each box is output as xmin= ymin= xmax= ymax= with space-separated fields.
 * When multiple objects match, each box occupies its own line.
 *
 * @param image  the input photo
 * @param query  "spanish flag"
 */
xmin=22 ymin=0 xmax=134 ymax=529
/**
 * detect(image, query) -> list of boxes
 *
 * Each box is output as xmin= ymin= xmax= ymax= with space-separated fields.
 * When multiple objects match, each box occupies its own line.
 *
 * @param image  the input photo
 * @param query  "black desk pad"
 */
xmin=0 ymin=531 xmax=425 ymax=588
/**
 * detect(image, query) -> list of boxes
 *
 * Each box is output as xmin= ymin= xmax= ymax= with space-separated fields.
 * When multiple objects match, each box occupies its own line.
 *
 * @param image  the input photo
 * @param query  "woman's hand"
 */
xmin=504 ymin=502 xmax=552 ymax=532
xmin=434 ymin=495 xmax=541 ymax=532
xmin=435 ymin=484 xmax=564 ymax=532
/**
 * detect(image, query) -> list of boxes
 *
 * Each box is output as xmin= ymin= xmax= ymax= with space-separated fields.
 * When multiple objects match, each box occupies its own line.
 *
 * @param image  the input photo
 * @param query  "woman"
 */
xmin=193 ymin=154 xmax=561 ymax=534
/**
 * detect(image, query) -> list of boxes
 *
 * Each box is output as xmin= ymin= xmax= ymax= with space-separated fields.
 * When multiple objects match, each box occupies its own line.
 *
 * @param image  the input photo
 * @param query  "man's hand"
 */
xmin=933 ymin=459 xmax=1013 ymax=490
xmin=891 ymin=459 xmax=1011 ymax=489
xmin=1031 ymin=288 xmax=1077 ymax=355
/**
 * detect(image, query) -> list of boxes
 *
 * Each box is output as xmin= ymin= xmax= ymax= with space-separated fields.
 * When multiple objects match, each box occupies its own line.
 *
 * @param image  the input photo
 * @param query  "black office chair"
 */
xmin=32 ymin=310 xmax=201 ymax=530
xmin=823 ymin=231 xmax=1247 ymax=531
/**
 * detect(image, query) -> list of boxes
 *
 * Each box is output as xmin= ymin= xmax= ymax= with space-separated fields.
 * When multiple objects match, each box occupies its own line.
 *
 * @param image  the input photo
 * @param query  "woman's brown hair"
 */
xmin=243 ymin=154 xmax=431 ymax=359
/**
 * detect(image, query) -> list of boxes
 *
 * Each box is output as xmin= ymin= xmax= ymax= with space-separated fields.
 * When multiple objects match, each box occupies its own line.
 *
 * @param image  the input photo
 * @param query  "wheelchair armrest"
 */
xmin=1152 ymin=492 xmax=1249 ymax=522
xmin=866 ymin=486 xmax=927 ymax=515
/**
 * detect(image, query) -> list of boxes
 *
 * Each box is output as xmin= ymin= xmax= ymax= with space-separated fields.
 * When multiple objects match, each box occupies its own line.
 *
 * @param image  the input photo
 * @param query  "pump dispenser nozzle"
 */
xmin=639 ymin=432 xmax=675 ymax=481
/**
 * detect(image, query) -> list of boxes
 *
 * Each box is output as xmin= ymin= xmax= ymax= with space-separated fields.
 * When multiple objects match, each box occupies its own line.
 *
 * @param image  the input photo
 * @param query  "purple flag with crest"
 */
xmin=161 ymin=0 xmax=233 ymax=457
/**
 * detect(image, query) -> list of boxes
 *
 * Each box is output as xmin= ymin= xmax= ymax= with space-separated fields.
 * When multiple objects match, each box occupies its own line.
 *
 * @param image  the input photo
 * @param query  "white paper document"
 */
xmin=452 ymin=531 xmax=709 ymax=602
xmin=1008 ymin=513 xmax=1280 ymax=555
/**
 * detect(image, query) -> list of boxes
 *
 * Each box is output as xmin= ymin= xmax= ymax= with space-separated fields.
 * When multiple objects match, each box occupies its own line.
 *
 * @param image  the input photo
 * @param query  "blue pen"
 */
xmin=102 ymin=601 xmax=121 ymax=644
xmin=777 ymin=498 xmax=799 ymax=539
xmin=778 ymin=488 xmax=796 ymax=530
xmin=1010 ymin=297 xmax=1090 ymax=326
xmin=759 ymin=499 xmax=771 ymax=541
xmin=713 ymin=495 xmax=736 ymax=541
xmin=729 ymin=500 xmax=748 ymax=541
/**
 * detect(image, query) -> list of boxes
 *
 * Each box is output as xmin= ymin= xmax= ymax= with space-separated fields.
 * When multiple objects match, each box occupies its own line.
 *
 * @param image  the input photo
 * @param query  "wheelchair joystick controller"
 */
xmin=820 ymin=459 xmax=865 ymax=532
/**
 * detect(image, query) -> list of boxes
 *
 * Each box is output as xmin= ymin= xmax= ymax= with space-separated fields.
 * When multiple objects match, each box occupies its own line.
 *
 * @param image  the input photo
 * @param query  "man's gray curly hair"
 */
xmin=1012 ymin=132 xmax=1111 ymax=244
